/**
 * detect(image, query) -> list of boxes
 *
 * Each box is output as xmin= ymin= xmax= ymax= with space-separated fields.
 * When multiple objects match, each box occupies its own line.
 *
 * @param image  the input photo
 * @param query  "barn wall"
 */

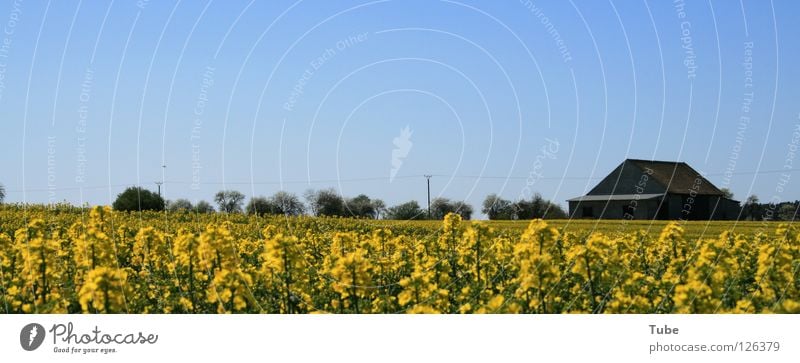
xmin=668 ymin=194 xmax=683 ymax=219
xmin=568 ymin=200 xmax=661 ymax=219
xmin=569 ymin=196 xmax=741 ymax=220
xmin=710 ymin=197 xmax=742 ymax=220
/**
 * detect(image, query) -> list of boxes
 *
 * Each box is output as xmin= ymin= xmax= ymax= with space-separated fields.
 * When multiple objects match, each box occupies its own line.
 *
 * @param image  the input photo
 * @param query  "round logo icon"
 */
xmin=20 ymin=323 xmax=45 ymax=351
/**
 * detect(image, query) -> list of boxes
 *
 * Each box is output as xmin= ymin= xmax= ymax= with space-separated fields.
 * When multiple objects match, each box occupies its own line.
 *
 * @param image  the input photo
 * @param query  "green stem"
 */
xmin=584 ymin=253 xmax=596 ymax=313
xmin=282 ymin=246 xmax=292 ymax=313
xmin=40 ymin=247 xmax=48 ymax=303
xmin=350 ymin=266 xmax=359 ymax=314
xmin=188 ymin=254 xmax=195 ymax=313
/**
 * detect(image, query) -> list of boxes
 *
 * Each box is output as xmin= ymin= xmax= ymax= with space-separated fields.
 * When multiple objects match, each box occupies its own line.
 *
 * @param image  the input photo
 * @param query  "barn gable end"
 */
xmin=587 ymin=160 xmax=667 ymax=195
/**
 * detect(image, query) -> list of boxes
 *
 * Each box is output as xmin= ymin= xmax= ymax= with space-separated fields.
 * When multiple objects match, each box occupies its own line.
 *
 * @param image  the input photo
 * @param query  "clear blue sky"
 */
xmin=1 ymin=0 xmax=799 ymax=217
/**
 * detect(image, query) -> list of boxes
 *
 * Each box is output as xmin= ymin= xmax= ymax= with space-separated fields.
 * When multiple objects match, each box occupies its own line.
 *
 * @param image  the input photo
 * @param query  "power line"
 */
xmin=2 ymin=176 xmax=422 ymax=193
xmin=5 ymin=168 xmax=800 ymax=193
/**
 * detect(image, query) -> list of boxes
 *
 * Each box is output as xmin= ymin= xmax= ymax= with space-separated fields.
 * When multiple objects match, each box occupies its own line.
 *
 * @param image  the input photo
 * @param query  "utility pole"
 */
xmin=424 ymin=175 xmax=432 ymax=216
xmin=158 ymin=164 xmax=166 ymax=198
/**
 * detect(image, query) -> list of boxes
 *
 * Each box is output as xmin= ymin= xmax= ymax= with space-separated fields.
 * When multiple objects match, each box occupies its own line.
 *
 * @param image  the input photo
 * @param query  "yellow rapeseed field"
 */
xmin=0 ymin=205 xmax=798 ymax=313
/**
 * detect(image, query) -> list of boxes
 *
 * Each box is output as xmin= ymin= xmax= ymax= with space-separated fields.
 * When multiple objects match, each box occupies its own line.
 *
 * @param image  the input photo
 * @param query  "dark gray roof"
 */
xmin=624 ymin=159 xmax=724 ymax=196
xmin=567 ymin=193 xmax=664 ymax=202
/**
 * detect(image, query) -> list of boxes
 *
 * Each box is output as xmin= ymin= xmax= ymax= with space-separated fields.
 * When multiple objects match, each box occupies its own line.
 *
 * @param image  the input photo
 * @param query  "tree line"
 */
xmin=3 ymin=182 xmax=794 ymax=221
xmin=104 ymin=186 xmax=568 ymax=220
xmin=99 ymin=187 xmax=800 ymax=221
xmin=741 ymin=195 xmax=799 ymax=221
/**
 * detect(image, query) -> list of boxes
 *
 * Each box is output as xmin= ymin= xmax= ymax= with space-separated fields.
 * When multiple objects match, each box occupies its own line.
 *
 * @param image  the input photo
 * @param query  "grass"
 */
xmin=372 ymin=218 xmax=798 ymax=240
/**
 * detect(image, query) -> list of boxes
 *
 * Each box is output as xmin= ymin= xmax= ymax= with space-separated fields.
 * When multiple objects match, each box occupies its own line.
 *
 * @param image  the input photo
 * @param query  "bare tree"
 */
xmin=371 ymin=199 xmax=386 ymax=219
xmin=270 ymin=191 xmax=305 ymax=216
xmin=214 ymin=190 xmax=245 ymax=213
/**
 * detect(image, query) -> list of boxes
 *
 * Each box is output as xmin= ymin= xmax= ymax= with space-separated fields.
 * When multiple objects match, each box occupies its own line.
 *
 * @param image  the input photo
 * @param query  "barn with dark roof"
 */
xmin=567 ymin=159 xmax=741 ymax=220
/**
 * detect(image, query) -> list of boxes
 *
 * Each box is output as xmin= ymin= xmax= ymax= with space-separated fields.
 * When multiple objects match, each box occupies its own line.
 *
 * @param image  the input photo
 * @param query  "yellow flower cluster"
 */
xmin=78 ymin=267 xmax=130 ymax=313
xmin=0 ymin=205 xmax=798 ymax=313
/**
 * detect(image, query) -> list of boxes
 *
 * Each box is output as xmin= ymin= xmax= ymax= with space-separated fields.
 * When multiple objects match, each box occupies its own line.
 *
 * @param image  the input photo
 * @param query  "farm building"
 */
xmin=568 ymin=159 xmax=741 ymax=220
